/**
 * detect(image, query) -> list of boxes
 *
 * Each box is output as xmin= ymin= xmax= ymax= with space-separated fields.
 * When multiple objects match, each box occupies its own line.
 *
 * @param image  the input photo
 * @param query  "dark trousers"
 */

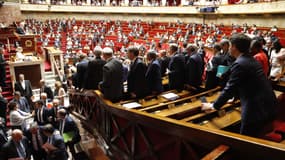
xmin=66 ymin=142 xmax=76 ymax=158
xmin=32 ymin=149 xmax=46 ymax=160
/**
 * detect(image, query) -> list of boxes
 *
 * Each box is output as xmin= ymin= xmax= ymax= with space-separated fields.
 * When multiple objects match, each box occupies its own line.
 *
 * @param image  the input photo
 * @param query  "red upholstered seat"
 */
xmin=264 ymin=132 xmax=282 ymax=143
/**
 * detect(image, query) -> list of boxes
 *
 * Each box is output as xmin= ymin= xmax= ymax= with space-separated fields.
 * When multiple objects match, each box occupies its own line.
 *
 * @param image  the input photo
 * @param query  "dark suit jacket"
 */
xmin=76 ymin=60 xmax=89 ymax=89
xmin=47 ymin=132 xmax=68 ymax=160
xmin=16 ymin=27 xmax=25 ymax=35
xmin=10 ymin=97 xmax=30 ymax=113
xmin=0 ymin=54 xmax=6 ymax=86
xmin=59 ymin=115 xmax=81 ymax=144
xmin=24 ymin=129 xmax=47 ymax=153
xmin=168 ymin=52 xmax=185 ymax=91
xmin=158 ymin=56 xmax=170 ymax=77
xmin=34 ymin=107 xmax=50 ymax=125
xmin=205 ymin=54 xmax=224 ymax=89
xmin=1 ymin=137 xmax=30 ymax=160
xmin=99 ymin=58 xmax=123 ymax=102
xmin=146 ymin=59 xmax=163 ymax=94
xmin=40 ymin=85 xmax=54 ymax=100
xmin=85 ymin=57 xmax=106 ymax=90
xmin=213 ymin=55 xmax=277 ymax=129
xmin=14 ymin=80 xmax=33 ymax=99
xmin=127 ymin=58 xmax=148 ymax=98
xmin=185 ymin=53 xmax=204 ymax=88
xmin=0 ymin=96 xmax=7 ymax=120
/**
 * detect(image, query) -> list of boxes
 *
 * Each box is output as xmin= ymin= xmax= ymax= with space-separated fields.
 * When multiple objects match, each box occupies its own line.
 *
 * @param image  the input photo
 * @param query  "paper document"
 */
xmin=161 ymin=93 xmax=179 ymax=101
xmin=122 ymin=102 xmax=142 ymax=109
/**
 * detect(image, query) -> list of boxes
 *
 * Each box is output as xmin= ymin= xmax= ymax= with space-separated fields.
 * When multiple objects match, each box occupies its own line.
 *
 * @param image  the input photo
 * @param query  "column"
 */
xmin=161 ymin=0 xmax=166 ymax=6
xmin=66 ymin=0 xmax=71 ymax=4
xmin=86 ymin=0 xmax=91 ymax=5
xmin=124 ymin=0 xmax=129 ymax=6
xmin=181 ymin=0 xmax=186 ymax=6
xmin=105 ymin=0 xmax=110 ymax=5
xmin=143 ymin=0 xmax=147 ymax=6
xmin=46 ymin=0 xmax=51 ymax=4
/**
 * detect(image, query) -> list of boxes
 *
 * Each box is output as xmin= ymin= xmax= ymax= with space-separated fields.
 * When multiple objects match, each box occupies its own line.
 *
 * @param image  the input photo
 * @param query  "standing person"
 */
xmin=76 ymin=54 xmax=89 ymax=90
xmin=168 ymin=43 xmax=185 ymax=91
xmin=10 ymin=91 xmax=31 ymax=113
xmin=85 ymin=46 xmax=106 ymax=90
xmin=98 ymin=47 xmax=123 ymax=102
xmin=42 ymin=124 xmax=68 ymax=160
xmin=57 ymin=109 xmax=81 ymax=159
xmin=158 ymin=50 xmax=170 ymax=77
xmin=8 ymin=102 xmax=33 ymax=130
xmin=0 ymin=87 xmax=7 ymax=124
xmin=145 ymin=50 xmax=163 ymax=95
xmin=54 ymin=81 xmax=66 ymax=106
xmin=14 ymin=74 xmax=33 ymax=105
xmin=34 ymin=100 xmax=49 ymax=126
xmin=127 ymin=46 xmax=148 ymax=99
xmin=0 ymin=48 xmax=7 ymax=87
xmin=2 ymin=129 xmax=31 ymax=160
xmin=202 ymin=33 xmax=277 ymax=137
xmin=39 ymin=79 xmax=54 ymax=102
xmin=250 ymin=39 xmax=269 ymax=76
xmin=24 ymin=123 xmax=47 ymax=160
xmin=184 ymin=44 xmax=204 ymax=91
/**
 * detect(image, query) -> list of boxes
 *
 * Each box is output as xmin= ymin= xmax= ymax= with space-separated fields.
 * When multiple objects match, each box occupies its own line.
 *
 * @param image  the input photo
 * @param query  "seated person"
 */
xmin=15 ymin=47 xmax=25 ymax=61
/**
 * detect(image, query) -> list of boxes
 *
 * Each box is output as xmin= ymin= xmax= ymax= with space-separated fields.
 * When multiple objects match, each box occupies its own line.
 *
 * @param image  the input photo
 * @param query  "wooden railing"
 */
xmin=69 ymin=88 xmax=285 ymax=160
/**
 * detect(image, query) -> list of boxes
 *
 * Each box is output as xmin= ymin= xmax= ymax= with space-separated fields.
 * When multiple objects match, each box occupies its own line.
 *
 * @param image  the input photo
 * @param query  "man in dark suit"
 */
xmin=16 ymin=22 xmax=25 ymax=35
xmin=24 ymin=123 xmax=47 ymax=160
xmin=184 ymin=44 xmax=204 ymax=91
xmin=39 ymin=79 xmax=54 ymax=101
xmin=168 ymin=43 xmax=185 ymax=91
xmin=14 ymin=74 xmax=33 ymax=104
xmin=57 ymin=109 xmax=81 ymax=159
xmin=158 ymin=50 xmax=170 ymax=77
xmin=42 ymin=124 xmax=68 ymax=160
xmin=0 ymin=87 xmax=7 ymax=124
xmin=145 ymin=50 xmax=163 ymax=95
xmin=34 ymin=100 xmax=49 ymax=126
xmin=127 ymin=46 xmax=149 ymax=99
xmin=10 ymin=91 xmax=31 ymax=113
xmin=0 ymin=48 xmax=7 ymax=87
xmin=85 ymin=47 xmax=106 ymax=90
xmin=99 ymin=47 xmax=123 ymax=102
xmin=2 ymin=129 xmax=31 ymax=160
xmin=76 ymin=54 xmax=89 ymax=90
xmin=202 ymin=33 xmax=277 ymax=137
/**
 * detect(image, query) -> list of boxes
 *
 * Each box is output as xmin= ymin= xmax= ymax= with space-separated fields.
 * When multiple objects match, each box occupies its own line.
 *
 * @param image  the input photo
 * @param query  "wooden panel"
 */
xmin=14 ymin=64 xmax=41 ymax=89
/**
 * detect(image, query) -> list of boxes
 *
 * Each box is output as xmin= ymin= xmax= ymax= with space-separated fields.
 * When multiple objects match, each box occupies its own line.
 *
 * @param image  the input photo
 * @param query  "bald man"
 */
xmin=2 ymin=129 xmax=30 ymax=160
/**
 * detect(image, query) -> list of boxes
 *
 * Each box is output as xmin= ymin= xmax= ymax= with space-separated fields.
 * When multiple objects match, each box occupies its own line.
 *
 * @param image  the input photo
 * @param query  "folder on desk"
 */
xmin=122 ymin=102 xmax=142 ymax=109
xmin=216 ymin=65 xmax=229 ymax=78
xmin=161 ymin=93 xmax=179 ymax=101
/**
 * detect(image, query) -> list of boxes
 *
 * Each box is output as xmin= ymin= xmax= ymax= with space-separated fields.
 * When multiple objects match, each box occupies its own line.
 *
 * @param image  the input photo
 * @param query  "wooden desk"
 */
xmin=9 ymin=58 xmax=44 ymax=89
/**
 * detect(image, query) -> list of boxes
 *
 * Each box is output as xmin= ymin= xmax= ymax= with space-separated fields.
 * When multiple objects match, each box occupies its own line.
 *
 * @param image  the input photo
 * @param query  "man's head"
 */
xmin=186 ymin=44 xmax=198 ymax=55
xmin=220 ymin=39 xmax=230 ymax=54
xmin=146 ymin=50 xmax=157 ymax=62
xmin=42 ymin=124 xmax=55 ymax=136
xmin=14 ymin=91 xmax=21 ymax=100
xmin=250 ymin=39 xmax=262 ymax=55
xmin=19 ymin=74 xmax=25 ymax=81
xmin=52 ymin=98 xmax=60 ymax=107
xmin=34 ymin=100 xmax=44 ymax=109
xmin=39 ymin=79 xmax=45 ymax=87
xmin=127 ymin=46 xmax=139 ymax=61
xmin=168 ymin=43 xmax=178 ymax=56
xmin=93 ymin=46 xmax=103 ymax=58
xmin=229 ymin=33 xmax=252 ymax=58
xmin=57 ymin=108 xmax=67 ymax=120
xmin=12 ymin=129 xmax=23 ymax=143
xmin=102 ymin=47 xmax=113 ymax=61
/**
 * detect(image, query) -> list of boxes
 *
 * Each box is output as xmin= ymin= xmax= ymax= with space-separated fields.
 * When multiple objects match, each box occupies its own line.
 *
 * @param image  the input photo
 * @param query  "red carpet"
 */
xmin=44 ymin=60 xmax=51 ymax=71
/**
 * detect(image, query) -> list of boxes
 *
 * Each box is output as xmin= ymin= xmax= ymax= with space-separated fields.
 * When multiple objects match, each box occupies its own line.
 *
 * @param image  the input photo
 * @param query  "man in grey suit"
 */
xmin=99 ymin=47 xmax=123 ymax=102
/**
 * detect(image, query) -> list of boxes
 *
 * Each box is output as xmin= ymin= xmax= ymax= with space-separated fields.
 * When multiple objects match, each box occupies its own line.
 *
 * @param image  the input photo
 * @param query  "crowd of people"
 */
xmin=0 ymin=71 xmax=80 ymax=160
xmin=0 ymin=17 xmax=285 ymax=159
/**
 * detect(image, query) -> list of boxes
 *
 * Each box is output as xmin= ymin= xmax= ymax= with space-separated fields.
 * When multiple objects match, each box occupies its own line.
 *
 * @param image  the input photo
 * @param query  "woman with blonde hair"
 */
xmin=54 ymin=81 xmax=66 ymax=105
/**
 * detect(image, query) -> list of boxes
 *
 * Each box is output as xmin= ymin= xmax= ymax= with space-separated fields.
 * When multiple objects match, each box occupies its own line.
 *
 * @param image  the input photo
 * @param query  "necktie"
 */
xmin=16 ymin=141 xmax=26 ymax=158
xmin=32 ymin=134 xmax=38 ymax=151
